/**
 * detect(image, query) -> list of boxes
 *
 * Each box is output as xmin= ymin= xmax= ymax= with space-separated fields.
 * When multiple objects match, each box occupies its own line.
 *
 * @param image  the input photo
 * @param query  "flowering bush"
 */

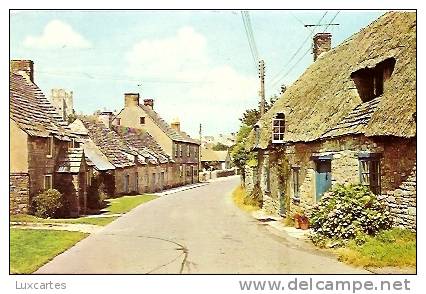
xmin=32 ymin=189 xmax=64 ymax=218
xmin=310 ymin=184 xmax=392 ymax=243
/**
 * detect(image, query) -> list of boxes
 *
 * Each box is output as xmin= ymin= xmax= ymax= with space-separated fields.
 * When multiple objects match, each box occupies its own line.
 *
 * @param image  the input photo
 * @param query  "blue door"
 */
xmin=315 ymin=160 xmax=332 ymax=201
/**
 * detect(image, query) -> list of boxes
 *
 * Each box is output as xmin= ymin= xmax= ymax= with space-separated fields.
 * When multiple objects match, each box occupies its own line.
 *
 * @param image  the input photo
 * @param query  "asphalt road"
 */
xmin=36 ymin=176 xmax=368 ymax=274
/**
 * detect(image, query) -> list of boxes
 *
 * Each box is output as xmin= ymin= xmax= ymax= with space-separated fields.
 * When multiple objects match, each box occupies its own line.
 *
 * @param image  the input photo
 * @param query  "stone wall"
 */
xmin=258 ymin=135 xmax=416 ymax=230
xmin=243 ymin=165 xmax=256 ymax=196
xmin=10 ymin=173 xmax=30 ymax=214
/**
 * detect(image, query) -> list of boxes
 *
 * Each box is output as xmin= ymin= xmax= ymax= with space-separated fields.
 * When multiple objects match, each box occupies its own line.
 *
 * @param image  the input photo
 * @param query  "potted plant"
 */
xmin=293 ymin=210 xmax=302 ymax=229
xmin=299 ymin=214 xmax=309 ymax=230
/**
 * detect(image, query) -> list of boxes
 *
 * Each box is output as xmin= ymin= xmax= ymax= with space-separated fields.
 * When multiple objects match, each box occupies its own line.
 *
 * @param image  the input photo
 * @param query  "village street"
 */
xmin=36 ymin=176 xmax=367 ymax=274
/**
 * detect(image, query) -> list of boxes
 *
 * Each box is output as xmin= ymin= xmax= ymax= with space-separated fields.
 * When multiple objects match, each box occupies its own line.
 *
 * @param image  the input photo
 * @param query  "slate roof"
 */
xmin=10 ymin=73 xmax=73 ymax=140
xmin=250 ymin=12 xmax=416 ymax=149
xmin=79 ymin=119 xmax=136 ymax=168
xmin=56 ymin=148 xmax=86 ymax=173
xmin=113 ymin=126 xmax=170 ymax=164
xmin=138 ymin=105 xmax=200 ymax=144
xmin=82 ymin=140 xmax=116 ymax=171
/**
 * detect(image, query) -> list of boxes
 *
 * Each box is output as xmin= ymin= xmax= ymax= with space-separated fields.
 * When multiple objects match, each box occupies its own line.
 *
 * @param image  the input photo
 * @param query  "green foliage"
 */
xmin=32 ymin=189 xmax=64 ymax=218
xmin=212 ymin=142 xmax=229 ymax=151
xmin=230 ymin=124 xmax=257 ymax=170
xmin=87 ymin=177 xmax=107 ymax=209
xmin=310 ymin=184 xmax=392 ymax=242
xmin=338 ymin=228 xmax=416 ymax=268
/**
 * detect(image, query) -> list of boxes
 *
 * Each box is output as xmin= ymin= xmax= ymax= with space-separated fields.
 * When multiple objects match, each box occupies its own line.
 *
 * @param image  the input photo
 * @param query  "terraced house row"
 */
xmin=10 ymin=60 xmax=200 ymax=216
xmin=245 ymin=12 xmax=416 ymax=230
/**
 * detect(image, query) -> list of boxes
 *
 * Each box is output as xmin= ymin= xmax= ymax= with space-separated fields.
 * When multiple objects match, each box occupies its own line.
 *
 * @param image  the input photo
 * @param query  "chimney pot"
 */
xmin=11 ymin=60 xmax=34 ymax=82
xmin=171 ymin=118 xmax=180 ymax=132
xmin=124 ymin=93 xmax=140 ymax=107
xmin=143 ymin=98 xmax=154 ymax=109
xmin=313 ymin=33 xmax=332 ymax=61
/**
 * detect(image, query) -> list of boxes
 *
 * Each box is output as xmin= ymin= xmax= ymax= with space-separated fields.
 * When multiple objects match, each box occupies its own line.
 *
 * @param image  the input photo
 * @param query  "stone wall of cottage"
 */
xmin=27 ymin=136 xmax=68 ymax=200
xmin=243 ymin=165 xmax=256 ymax=196
xmin=259 ymin=135 xmax=416 ymax=230
xmin=10 ymin=173 xmax=30 ymax=214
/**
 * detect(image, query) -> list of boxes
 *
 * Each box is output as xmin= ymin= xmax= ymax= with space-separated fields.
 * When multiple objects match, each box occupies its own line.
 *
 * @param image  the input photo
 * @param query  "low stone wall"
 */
xmin=243 ymin=165 xmax=256 ymax=195
xmin=380 ymin=163 xmax=416 ymax=231
xmin=10 ymin=173 xmax=30 ymax=214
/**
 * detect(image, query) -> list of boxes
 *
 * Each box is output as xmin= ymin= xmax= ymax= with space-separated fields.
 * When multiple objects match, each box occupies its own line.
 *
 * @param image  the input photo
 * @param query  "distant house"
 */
xmin=248 ymin=12 xmax=416 ymax=230
xmin=113 ymin=93 xmax=200 ymax=185
xmin=201 ymin=148 xmax=232 ymax=170
xmin=49 ymin=88 xmax=74 ymax=121
xmin=10 ymin=60 xmax=91 ymax=216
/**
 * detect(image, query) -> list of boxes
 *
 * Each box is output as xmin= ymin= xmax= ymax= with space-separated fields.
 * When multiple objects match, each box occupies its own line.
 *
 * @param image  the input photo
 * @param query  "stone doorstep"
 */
xmin=268 ymin=221 xmax=310 ymax=240
xmin=251 ymin=210 xmax=283 ymax=222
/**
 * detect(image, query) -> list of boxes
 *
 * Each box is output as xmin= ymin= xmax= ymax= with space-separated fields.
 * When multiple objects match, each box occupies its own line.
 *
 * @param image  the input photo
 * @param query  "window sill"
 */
xmin=46 ymin=155 xmax=53 ymax=159
xmin=292 ymin=196 xmax=301 ymax=203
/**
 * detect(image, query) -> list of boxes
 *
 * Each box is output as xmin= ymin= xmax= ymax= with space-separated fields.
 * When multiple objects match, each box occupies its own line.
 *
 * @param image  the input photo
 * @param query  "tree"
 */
xmin=230 ymin=125 xmax=256 ymax=170
xmin=212 ymin=142 xmax=229 ymax=151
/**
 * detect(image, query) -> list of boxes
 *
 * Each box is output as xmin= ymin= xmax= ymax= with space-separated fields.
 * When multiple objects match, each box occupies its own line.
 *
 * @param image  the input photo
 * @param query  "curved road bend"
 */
xmin=36 ymin=176 xmax=368 ymax=274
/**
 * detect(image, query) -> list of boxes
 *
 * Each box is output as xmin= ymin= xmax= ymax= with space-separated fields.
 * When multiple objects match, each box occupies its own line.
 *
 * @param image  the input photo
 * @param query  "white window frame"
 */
xmin=44 ymin=174 xmax=53 ymax=190
xmin=272 ymin=113 xmax=285 ymax=143
xmin=187 ymin=145 xmax=190 ymax=157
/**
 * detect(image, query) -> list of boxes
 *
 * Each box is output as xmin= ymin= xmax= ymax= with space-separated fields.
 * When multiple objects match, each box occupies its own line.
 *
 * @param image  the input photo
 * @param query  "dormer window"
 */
xmin=272 ymin=113 xmax=285 ymax=143
xmin=351 ymin=57 xmax=396 ymax=102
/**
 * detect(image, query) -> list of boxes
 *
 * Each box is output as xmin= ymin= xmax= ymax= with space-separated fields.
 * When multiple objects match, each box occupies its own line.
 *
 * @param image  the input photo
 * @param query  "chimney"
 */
xmin=171 ymin=118 xmax=180 ymax=131
xmin=124 ymin=93 xmax=140 ymax=107
xmin=313 ymin=33 xmax=332 ymax=61
xmin=98 ymin=111 xmax=114 ymax=128
xmin=143 ymin=98 xmax=154 ymax=109
xmin=10 ymin=60 xmax=34 ymax=82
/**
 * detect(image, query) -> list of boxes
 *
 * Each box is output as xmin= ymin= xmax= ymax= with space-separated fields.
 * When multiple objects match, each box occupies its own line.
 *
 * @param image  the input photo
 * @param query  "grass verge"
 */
xmin=337 ymin=228 xmax=416 ymax=268
xmin=10 ymin=229 xmax=88 ymax=274
xmin=232 ymin=185 xmax=260 ymax=212
xmin=11 ymin=194 xmax=158 ymax=226
xmin=106 ymin=194 xmax=158 ymax=214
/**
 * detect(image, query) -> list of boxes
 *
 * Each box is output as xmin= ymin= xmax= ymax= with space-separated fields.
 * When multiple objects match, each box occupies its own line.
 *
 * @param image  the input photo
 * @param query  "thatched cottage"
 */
xmin=248 ymin=12 xmax=416 ymax=230
xmin=10 ymin=60 xmax=92 ymax=216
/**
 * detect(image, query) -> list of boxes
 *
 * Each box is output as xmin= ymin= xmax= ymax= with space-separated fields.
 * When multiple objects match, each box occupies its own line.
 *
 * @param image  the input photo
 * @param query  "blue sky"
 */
xmin=10 ymin=10 xmax=386 ymax=137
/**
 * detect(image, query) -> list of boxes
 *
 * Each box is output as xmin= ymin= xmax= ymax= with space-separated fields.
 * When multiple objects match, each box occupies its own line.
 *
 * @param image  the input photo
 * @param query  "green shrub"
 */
xmin=310 ymin=184 xmax=392 ymax=241
xmin=32 ymin=189 xmax=64 ymax=218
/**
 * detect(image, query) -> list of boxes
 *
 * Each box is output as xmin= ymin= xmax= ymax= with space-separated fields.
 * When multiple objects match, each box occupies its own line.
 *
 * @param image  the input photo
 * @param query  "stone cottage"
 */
xmin=113 ymin=93 xmax=200 ymax=185
xmin=248 ymin=12 xmax=416 ymax=230
xmin=10 ymin=60 xmax=91 ymax=216
xmin=200 ymin=148 xmax=232 ymax=171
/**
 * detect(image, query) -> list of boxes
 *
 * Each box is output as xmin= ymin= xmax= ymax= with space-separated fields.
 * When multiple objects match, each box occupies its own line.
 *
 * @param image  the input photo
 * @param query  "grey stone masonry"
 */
xmin=380 ymin=163 xmax=416 ymax=231
xmin=10 ymin=173 xmax=30 ymax=214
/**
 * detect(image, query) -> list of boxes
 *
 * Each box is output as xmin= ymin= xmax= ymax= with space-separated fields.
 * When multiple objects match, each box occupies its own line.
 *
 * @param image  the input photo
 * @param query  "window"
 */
xmin=292 ymin=166 xmax=300 ymax=200
xmin=140 ymin=117 xmax=145 ymax=125
xmin=179 ymin=165 xmax=183 ymax=178
xmin=186 ymin=167 xmax=191 ymax=177
xmin=351 ymin=58 xmax=396 ymax=102
xmin=116 ymin=118 xmax=121 ymax=126
xmin=272 ymin=113 xmax=285 ymax=143
xmin=179 ymin=144 xmax=183 ymax=157
xmin=187 ymin=145 xmax=191 ymax=157
xmin=359 ymin=153 xmax=381 ymax=195
xmin=44 ymin=174 xmax=53 ymax=190
xmin=193 ymin=168 xmax=198 ymax=176
xmin=174 ymin=143 xmax=178 ymax=158
xmin=86 ymin=171 xmax=92 ymax=186
xmin=46 ymin=136 xmax=53 ymax=157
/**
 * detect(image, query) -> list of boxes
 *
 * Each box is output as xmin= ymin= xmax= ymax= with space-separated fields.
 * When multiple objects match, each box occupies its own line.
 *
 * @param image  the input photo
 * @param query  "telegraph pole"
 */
xmin=258 ymin=60 xmax=265 ymax=116
xmin=198 ymin=123 xmax=202 ymax=182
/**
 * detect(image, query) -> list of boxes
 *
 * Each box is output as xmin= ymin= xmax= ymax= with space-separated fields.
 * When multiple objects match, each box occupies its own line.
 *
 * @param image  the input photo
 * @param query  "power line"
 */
xmin=241 ymin=11 xmax=259 ymax=73
xmin=268 ymin=11 xmax=328 ymax=88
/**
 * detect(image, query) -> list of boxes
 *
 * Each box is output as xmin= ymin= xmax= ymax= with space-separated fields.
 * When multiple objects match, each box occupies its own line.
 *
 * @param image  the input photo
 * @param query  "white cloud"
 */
xmin=126 ymin=26 xmax=258 ymax=136
xmin=24 ymin=20 xmax=91 ymax=49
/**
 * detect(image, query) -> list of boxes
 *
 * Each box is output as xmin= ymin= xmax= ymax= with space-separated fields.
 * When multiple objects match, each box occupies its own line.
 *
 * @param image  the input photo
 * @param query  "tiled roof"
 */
xmin=56 ymin=148 xmax=86 ymax=173
xmin=113 ymin=126 xmax=170 ymax=164
xmin=10 ymin=73 xmax=73 ymax=140
xmin=79 ymin=119 xmax=136 ymax=168
xmin=82 ymin=140 xmax=115 ymax=171
xmin=321 ymin=97 xmax=381 ymax=138
xmin=139 ymin=105 xmax=200 ymax=144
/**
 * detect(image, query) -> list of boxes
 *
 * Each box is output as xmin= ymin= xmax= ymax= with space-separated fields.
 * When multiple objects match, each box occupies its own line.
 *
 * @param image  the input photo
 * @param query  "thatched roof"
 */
xmin=251 ymin=11 xmax=416 ymax=149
